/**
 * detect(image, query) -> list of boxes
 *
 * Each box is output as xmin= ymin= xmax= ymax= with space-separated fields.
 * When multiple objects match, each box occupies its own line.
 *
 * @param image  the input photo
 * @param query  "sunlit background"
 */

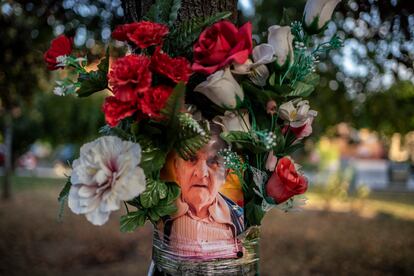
xmin=1 ymin=0 xmax=413 ymax=275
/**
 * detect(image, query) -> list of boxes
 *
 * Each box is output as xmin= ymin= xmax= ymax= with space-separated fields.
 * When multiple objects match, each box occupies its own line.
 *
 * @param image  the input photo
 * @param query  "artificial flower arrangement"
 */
xmin=46 ymin=0 xmax=342 ymax=273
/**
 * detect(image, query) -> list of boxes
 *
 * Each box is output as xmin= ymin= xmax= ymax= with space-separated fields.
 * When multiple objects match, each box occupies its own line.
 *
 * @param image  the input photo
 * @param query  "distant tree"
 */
xmin=250 ymin=0 xmax=414 ymax=136
xmin=0 ymin=0 xmax=123 ymax=199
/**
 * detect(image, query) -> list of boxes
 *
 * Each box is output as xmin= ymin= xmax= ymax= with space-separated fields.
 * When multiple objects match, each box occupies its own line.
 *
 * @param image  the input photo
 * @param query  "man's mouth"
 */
xmin=192 ymin=183 xmax=208 ymax=188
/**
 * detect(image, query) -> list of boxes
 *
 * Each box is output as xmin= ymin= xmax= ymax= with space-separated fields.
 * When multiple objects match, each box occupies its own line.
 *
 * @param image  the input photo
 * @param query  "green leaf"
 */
xmin=77 ymin=49 xmax=109 ymax=97
xmin=221 ymin=131 xmax=253 ymax=144
xmin=165 ymin=11 xmax=232 ymax=56
xmin=285 ymin=81 xmax=315 ymax=97
xmin=303 ymin=73 xmax=320 ymax=86
xmin=145 ymin=0 xmax=181 ymax=25
xmin=120 ymin=210 xmax=146 ymax=232
xmin=154 ymin=203 xmax=177 ymax=217
xmin=269 ymin=73 xmax=276 ymax=86
xmin=140 ymin=179 xmax=169 ymax=208
xmin=245 ymin=200 xmax=265 ymax=227
xmin=165 ymin=182 xmax=181 ymax=203
xmin=160 ymin=82 xmax=186 ymax=125
xmin=57 ymin=177 xmax=71 ymax=221
xmin=175 ymin=117 xmax=210 ymax=160
xmin=168 ymin=0 xmax=181 ymax=26
xmin=283 ymin=142 xmax=304 ymax=155
xmin=140 ymin=145 xmax=167 ymax=174
xmin=58 ymin=177 xmax=71 ymax=203
xmin=279 ymin=8 xmax=291 ymax=26
xmin=99 ymin=124 xmax=133 ymax=140
xmin=158 ymin=182 xmax=168 ymax=199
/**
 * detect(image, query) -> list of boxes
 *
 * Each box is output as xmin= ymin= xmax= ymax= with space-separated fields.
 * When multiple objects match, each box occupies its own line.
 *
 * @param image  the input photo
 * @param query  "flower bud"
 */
xmin=213 ymin=110 xmax=250 ymax=133
xmin=267 ymin=25 xmax=294 ymax=68
xmin=194 ymin=67 xmax=244 ymax=109
xmin=265 ymin=157 xmax=308 ymax=204
xmin=303 ymin=0 xmax=341 ymax=33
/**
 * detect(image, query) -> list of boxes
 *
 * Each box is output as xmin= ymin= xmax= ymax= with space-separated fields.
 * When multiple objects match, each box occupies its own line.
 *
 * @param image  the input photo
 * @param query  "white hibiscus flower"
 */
xmin=68 ymin=136 xmax=146 ymax=226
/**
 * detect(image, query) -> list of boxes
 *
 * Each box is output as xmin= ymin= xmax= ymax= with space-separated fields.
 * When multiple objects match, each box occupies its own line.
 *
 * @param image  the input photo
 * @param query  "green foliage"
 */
xmin=77 ymin=49 xmax=109 ymax=97
xmin=145 ymin=0 xmax=182 ymax=26
xmin=120 ymin=210 xmax=146 ymax=232
xmin=122 ymin=182 xmax=180 ymax=232
xmin=139 ymin=179 xmax=168 ymax=208
xmin=139 ymin=139 xmax=167 ymax=175
xmin=165 ymin=11 xmax=232 ymax=56
xmin=57 ymin=176 xmax=72 ymax=221
xmin=245 ymin=199 xmax=266 ymax=226
xmin=160 ymin=82 xmax=186 ymax=131
xmin=176 ymin=114 xmax=210 ymax=160
xmin=99 ymin=124 xmax=133 ymax=141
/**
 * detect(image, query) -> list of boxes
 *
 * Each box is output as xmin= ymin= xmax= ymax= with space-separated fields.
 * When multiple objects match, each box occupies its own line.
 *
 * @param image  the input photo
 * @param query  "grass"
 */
xmin=0 ymin=177 xmax=413 ymax=275
xmin=0 ymin=175 xmax=65 ymax=191
xmin=306 ymin=188 xmax=414 ymax=221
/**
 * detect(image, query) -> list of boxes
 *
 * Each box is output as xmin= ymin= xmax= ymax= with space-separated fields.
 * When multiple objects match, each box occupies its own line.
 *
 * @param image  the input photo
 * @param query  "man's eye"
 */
xmin=207 ymin=158 xmax=220 ymax=167
xmin=188 ymin=156 xmax=197 ymax=163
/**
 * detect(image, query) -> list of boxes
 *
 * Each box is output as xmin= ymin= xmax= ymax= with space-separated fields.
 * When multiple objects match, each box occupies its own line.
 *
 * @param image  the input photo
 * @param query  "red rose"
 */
xmin=265 ymin=157 xmax=308 ymax=204
xmin=138 ymin=85 xmax=173 ymax=119
xmin=44 ymin=35 xmax=73 ymax=70
xmin=108 ymin=55 xmax=152 ymax=103
xmin=151 ymin=47 xmax=192 ymax=83
xmin=103 ymin=96 xmax=137 ymax=127
xmin=192 ymin=20 xmax=253 ymax=75
xmin=112 ymin=21 xmax=169 ymax=49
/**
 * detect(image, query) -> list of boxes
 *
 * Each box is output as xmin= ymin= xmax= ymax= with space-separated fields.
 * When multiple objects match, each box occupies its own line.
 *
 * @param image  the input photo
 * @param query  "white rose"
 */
xmin=213 ymin=110 xmax=251 ymax=133
xmin=268 ymin=25 xmax=294 ymax=68
xmin=194 ymin=67 xmax=244 ymax=109
xmin=68 ymin=136 xmax=146 ymax=226
xmin=303 ymin=0 xmax=341 ymax=32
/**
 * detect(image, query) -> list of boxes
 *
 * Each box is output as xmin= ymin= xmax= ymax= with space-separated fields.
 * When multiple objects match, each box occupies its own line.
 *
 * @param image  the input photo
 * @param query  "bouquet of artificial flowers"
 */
xmin=46 ymin=0 xmax=342 ymax=273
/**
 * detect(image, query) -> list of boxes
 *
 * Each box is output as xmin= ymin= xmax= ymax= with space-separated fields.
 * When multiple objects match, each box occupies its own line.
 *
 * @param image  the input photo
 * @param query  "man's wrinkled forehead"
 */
xmin=198 ymin=137 xmax=223 ymax=156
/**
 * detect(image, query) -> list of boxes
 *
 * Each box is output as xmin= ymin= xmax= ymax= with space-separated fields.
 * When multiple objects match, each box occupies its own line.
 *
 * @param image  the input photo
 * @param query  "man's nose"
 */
xmin=194 ymin=160 xmax=209 ymax=178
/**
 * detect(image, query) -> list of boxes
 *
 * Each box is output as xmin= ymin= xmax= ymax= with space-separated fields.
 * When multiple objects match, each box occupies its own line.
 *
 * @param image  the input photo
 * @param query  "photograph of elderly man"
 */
xmin=159 ymin=124 xmax=244 ymax=259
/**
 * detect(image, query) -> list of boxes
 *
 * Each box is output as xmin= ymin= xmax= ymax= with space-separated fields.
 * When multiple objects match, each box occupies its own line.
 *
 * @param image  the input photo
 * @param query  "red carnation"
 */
xmin=151 ymin=47 xmax=192 ymax=84
xmin=112 ymin=22 xmax=140 ymax=41
xmin=192 ymin=20 xmax=252 ymax=75
xmin=108 ymin=55 xmax=152 ymax=103
xmin=44 ymin=35 xmax=73 ymax=70
xmin=112 ymin=21 xmax=169 ymax=49
xmin=138 ymin=85 xmax=173 ymax=120
xmin=265 ymin=157 xmax=308 ymax=204
xmin=103 ymin=96 xmax=137 ymax=127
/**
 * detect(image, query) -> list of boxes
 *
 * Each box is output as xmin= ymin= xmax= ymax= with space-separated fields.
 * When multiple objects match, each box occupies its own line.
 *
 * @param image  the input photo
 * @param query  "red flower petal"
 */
xmin=108 ymin=54 xmax=152 ymax=103
xmin=103 ymin=96 xmax=137 ymax=127
xmin=44 ymin=35 xmax=73 ymax=71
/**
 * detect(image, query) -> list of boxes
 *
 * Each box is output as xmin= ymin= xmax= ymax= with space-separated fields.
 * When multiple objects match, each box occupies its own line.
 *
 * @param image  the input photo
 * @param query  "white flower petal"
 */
xmin=85 ymin=209 xmax=110 ymax=226
xmin=114 ymin=167 xmax=147 ymax=201
xmin=68 ymin=136 xmax=147 ymax=226
xmin=252 ymin=44 xmax=276 ymax=65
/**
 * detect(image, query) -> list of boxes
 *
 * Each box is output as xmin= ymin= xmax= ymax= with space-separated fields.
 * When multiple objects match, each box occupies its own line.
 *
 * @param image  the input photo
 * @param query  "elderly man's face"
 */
xmin=174 ymin=139 xmax=226 ymax=212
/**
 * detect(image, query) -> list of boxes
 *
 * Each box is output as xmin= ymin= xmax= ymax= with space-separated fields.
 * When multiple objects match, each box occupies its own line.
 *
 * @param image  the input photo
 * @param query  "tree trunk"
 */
xmin=2 ymin=113 xmax=13 ymax=199
xmin=121 ymin=0 xmax=238 ymax=23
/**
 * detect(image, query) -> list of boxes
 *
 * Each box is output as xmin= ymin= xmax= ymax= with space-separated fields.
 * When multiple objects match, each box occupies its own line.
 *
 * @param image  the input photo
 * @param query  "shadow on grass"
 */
xmin=0 ymin=182 xmax=413 ymax=275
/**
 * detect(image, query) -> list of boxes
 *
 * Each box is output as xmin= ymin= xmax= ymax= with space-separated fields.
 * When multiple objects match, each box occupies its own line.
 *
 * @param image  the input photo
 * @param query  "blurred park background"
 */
xmin=1 ymin=0 xmax=414 ymax=275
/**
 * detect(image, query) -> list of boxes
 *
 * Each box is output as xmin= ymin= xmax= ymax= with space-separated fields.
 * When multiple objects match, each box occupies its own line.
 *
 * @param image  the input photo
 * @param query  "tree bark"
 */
xmin=121 ymin=0 xmax=238 ymax=23
xmin=2 ymin=113 xmax=13 ymax=200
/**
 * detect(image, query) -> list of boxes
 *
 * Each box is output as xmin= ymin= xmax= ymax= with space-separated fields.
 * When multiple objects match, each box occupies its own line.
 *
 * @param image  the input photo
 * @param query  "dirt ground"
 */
xmin=1 ymin=186 xmax=414 ymax=276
